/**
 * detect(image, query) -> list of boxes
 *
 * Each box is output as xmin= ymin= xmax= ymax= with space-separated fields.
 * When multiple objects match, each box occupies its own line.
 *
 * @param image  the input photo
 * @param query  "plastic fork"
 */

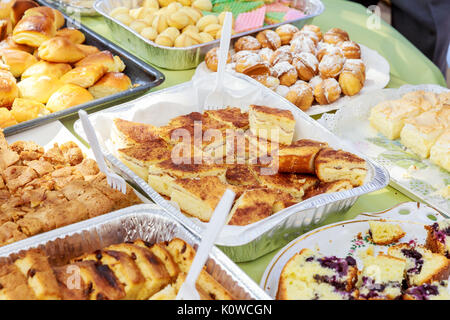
xmin=78 ymin=110 xmax=127 ymax=194
xmin=203 ymin=12 xmax=233 ymax=111
xmin=176 ymin=189 xmax=236 ymax=300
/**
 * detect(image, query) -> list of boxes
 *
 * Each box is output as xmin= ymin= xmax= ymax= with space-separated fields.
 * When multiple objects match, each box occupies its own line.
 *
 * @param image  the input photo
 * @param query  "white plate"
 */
xmin=193 ymin=44 xmax=390 ymax=116
xmin=260 ymin=202 xmax=448 ymax=299
xmin=318 ymin=84 xmax=450 ymax=215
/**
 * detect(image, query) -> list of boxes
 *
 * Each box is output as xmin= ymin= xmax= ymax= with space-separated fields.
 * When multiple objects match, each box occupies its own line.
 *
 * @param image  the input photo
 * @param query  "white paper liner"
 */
xmin=193 ymin=44 xmax=390 ymax=115
xmin=318 ymin=84 xmax=450 ymax=215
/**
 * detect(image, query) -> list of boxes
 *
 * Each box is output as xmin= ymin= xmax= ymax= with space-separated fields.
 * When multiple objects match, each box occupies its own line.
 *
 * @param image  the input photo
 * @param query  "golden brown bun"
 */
xmin=56 ymin=28 xmax=85 ymax=44
xmin=256 ymin=30 xmax=281 ymax=50
xmin=38 ymin=37 xmax=86 ymax=63
xmin=10 ymin=0 xmax=39 ymax=26
xmin=235 ymin=51 xmax=270 ymax=76
xmin=313 ymin=77 xmax=341 ymax=105
xmin=75 ymin=50 xmax=125 ymax=72
xmin=0 ymin=69 xmax=18 ymax=108
xmin=300 ymin=24 xmax=322 ymax=41
xmin=204 ymin=47 xmax=231 ymax=72
xmin=76 ymin=44 xmax=100 ymax=57
xmin=23 ymin=6 xmax=64 ymax=30
xmin=275 ymin=24 xmax=299 ymax=45
xmin=21 ymin=60 xmax=71 ymax=79
xmin=60 ymin=64 xmax=107 ymax=88
xmin=0 ymin=107 xmax=18 ymax=128
xmin=46 ymin=83 xmax=94 ymax=113
xmin=234 ymin=35 xmax=261 ymax=52
xmin=88 ymin=72 xmax=132 ymax=99
xmin=339 ymin=40 xmax=361 ymax=59
xmin=0 ymin=35 xmax=34 ymax=53
xmin=338 ymin=59 xmax=365 ymax=96
xmin=10 ymin=97 xmax=47 ymax=122
xmin=12 ymin=15 xmax=56 ymax=47
xmin=17 ymin=74 xmax=63 ymax=103
xmin=285 ymin=81 xmax=314 ymax=111
xmin=1 ymin=48 xmax=37 ymax=77
xmin=323 ymin=27 xmax=349 ymax=45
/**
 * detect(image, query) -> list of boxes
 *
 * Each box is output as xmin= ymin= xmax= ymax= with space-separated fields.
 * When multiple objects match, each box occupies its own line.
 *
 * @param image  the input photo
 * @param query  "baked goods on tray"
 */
xmin=0 ymin=238 xmax=234 ymax=300
xmin=0 ymin=2 xmax=134 ymax=129
xmin=277 ymin=220 xmax=450 ymax=300
xmin=111 ymin=105 xmax=368 ymax=226
xmin=0 ymin=130 xmax=142 ymax=247
xmin=369 ymin=90 xmax=449 ymax=171
xmin=205 ymin=24 xmax=367 ymax=112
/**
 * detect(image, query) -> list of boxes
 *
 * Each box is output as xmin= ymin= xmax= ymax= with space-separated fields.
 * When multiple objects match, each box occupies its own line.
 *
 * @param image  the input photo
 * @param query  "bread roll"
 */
xmin=17 ymin=75 xmax=63 ymax=103
xmin=46 ymin=83 xmax=94 ymax=113
xmin=60 ymin=64 xmax=107 ymax=88
xmin=10 ymin=0 xmax=39 ymax=26
xmin=1 ymin=48 xmax=38 ymax=77
xmin=0 ymin=69 xmax=18 ymax=108
xmin=75 ymin=50 xmax=125 ymax=72
xmin=56 ymin=28 xmax=85 ymax=44
xmin=38 ymin=37 xmax=86 ymax=63
xmin=10 ymin=97 xmax=47 ymax=122
xmin=0 ymin=19 xmax=11 ymax=42
xmin=88 ymin=72 xmax=132 ymax=99
xmin=0 ymin=35 xmax=34 ymax=53
xmin=76 ymin=44 xmax=100 ymax=57
xmin=0 ymin=107 xmax=17 ymax=128
xmin=23 ymin=6 xmax=64 ymax=29
xmin=21 ymin=60 xmax=71 ymax=79
xmin=12 ymin=15 xmax=56 ymax=47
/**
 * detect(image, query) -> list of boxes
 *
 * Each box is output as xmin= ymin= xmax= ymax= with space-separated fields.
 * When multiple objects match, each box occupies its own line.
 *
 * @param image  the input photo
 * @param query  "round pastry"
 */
xmin=21 ymin=60 xmax=72 ymax=80
xmin=232 ymin=50 xmax=253 ymax=63
xmin=183 ymin=30 xmax=203 ymax=45
xmin=256 ymin=30 xmax=281 ymax=50
xmin=167 ymin=10 xmax=190 ymax=29
xmin=258 ymin=47 xmax=274 ymax=63
xmin=183 ymin=25 xmax=199 ymax=34
xmin=318 ymin=54 xmax=345 ymax=79
xmin=275 ymin=24 xmax=299 ymax=45
xmin=88 ymin=72 xmax=132 ymax=99
xmin=293 ymin=30 xmax=320 ymax=46
xmin=251 ymin=74 xmax=280 ymax=90
xmin=271 ymin=61 xmax=298 ymax=87
xmin=275 ymin=84 xmax=290 ymax=98
xmin=199 ymin=32 xmax=214 ymax=43
xmin=286 ymin=80 xmax=314 ymax=111
xmin=75 ymin=50 xmax=125 ymax=73
xmin=129 ymin=20 xmax=149 ymax=34
xmin=56 ymin=28 xmax=86 ymax=45
xmin=323 ymin=27 xmax=349 ymax=45
xmin=0 ymin=70 xmax=18 ymax=108
xmin=313 ymin=77 xmax=341 ymax=105
xmin=203 ymin=24 xmax=222 ymax=39
xmin=300 ymin=24 xmax=322 ymax=41
xmin=196 ymin=15 xmax=219 ymax=32
xmin=205 ymin=47 xmax=231 ymax=72
xmin=290 ymin=36 xmax=315 ymax=55
xmin=17 ymin=74 xmax=63 ymax=104
xmin=140 ymin=27 xmax=158 ymax=41
xmin=38 ymin=37 xmax=86 ymax=63
xmin=0 ymin=36 xmax=34 ymax=53
xmin=338 ymin=59 xmax=366 ymax=96
xmin=12 ymin=15 xmax=56 ymax=47
xmin=309 ymin=75 xmax=324 ymax=89
xmin=1 ymin=48 xmax=37 ymax=78
xmin=235 ymin=52 xmax=270 ymax=76
xmin=234 ymin=35 xmax=261 ymax=52
xmin=192 ymin=0 xmax=212 ymax=11
xmin=270 ymin=47 xmax=293 ymax=65
xmin=46 ymin=83 xmax=94 ymax=113
xmin=292 ymin=52 xmax=318 ymax=81
xmin=316 ymin=43 xmax=343 ymax=62
xmin=339 ymin=40 xmax=361 ymax=59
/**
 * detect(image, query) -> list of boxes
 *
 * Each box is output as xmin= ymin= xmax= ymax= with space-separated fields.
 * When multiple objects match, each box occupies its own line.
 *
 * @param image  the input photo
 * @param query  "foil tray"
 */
xmin=0 ymin=204 xmax=270 ymax=300
xmin=94 ymin=0 xmax=325 ymax=70
xmin=73 ymin=72 xmax=390 ymax=262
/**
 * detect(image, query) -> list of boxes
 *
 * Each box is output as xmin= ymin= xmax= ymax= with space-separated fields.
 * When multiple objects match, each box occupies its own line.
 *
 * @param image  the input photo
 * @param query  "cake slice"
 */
xmin=204 ymin=107 xmax=249 ymax=130
xmin=368 ymin=221 xmax=405 ymax=245
xmin=112 ymin=118 xmax=161 ymax=148
xmin=0 ymin=262 xmax=37 ymax=300
xmin=253 ymin=171 xmax=306 ymax=201
xmin=401 ymin=91 xmax=440 ymax=112
xmin=430 ymin=130 xmax=450 ymax=172
xmin=403 ymin=281 xmax=450 ymax=300
xmin=400 ymin=110 xmax=446 ymax=158
xmin=314 ymin=148 xmax=368 ymax=187
xmin=425 ymin=220 xmax=450 ymax=258
xmin=277 ymin=249 xmax=358 ymax=300
xmin=369 ymin=99 xmax=421 ymax=140
xmin=248 ymin=105 xmax=295 ymax=145
xmin=387 ymin=243 xmax=450 ymax=286
xmin=357 ymin=254 xmax=406 ymax=300
xmin=225 ymin=164 xmax=260 ymax=187
xmin=303 ymin=180 xmax=354 ymax=199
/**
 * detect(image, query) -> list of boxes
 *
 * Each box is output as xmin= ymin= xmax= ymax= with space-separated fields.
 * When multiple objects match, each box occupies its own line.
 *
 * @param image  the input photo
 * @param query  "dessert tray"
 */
xmin=193 ymin=43 xmax=390 ymax=116
xmin=318 ymin=84 xmax=450 ymax=215
xmin=260 ymin=201 xmax=449 ymax=298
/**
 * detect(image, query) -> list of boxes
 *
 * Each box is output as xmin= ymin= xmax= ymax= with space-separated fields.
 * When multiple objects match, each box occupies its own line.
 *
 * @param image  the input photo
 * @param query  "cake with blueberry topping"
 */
xmin=425 ymin=220 xmax=450 ymax=259
xmin=403 ymin=281 xmax=450 ymax=300
xmin=277 ymin=249 xmax=358 ymax=300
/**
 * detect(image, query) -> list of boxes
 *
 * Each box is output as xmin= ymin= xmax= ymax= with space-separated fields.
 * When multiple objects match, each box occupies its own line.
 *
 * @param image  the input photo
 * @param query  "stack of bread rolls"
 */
xmin=0 ymin=0 xmax=133 ymax=129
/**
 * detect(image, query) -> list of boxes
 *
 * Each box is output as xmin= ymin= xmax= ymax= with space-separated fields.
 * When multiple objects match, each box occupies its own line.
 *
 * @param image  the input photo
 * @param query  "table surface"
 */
xmin=60 ymin=0 xmax=446 ymax=284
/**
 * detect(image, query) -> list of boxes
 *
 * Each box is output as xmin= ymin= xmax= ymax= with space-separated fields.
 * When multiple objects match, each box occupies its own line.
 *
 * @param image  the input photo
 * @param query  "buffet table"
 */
xmin=60 ymin=0 xmax=446 ymax=283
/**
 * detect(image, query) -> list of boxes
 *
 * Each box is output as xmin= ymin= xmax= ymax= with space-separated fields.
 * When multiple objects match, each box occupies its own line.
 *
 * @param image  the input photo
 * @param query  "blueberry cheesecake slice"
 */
xmin=425 ymin=220 xmax=450 ymax=259
xmin=277 ymin=249 xmax=358 ymax=300
xmin=357 ymin=254 xmax=405 ymax=300
xmin=403 ymin=281 xmax=450 ymax=300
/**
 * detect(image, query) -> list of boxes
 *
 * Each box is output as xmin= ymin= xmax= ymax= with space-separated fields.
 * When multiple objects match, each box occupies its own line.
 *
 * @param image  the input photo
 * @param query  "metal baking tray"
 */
xmin=3 ymin=0 xmax=165 ymax=137
xmin=0 ymin=204 xmax=270 ymax=300
xmin=73 ymin=72 xmax=390 ymax=262
xmin=94 ymin=0 xmax=325 ymax=70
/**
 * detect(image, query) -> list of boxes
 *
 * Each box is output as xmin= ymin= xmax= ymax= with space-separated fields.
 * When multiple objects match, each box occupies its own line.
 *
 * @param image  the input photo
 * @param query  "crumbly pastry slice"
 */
xmin=0 ymin=262 xmax=37 ymax=300
xmin=225 ymin=164 xmax=260 ymax=187
xmin=425 ymin=219 xmax=450 ymax=258
xmin=248 ymin=105 xmax=295 ymax=145
xmin=387 ymin=243 xmax=450 ymax=286
xmin=357 ymin=254 xmax=406 ymax=300
xmin=314 ymin=148 xmax=368 ymax=187
xmin=429 ymin=130 xmax=450 ymax=172
xmin=368 ymin=221 xmax=406 ymax=245
xmin=253 ymin=171 xmax=306 ymax=201
xmin=203 ymin=107 xmax=249 ymax=130
xmin=277 ymin=248 xmax=358 ymax=300
xmin=303 ymin=179 xmax=353 ymax=199
xmin=403 ymin=281 xmax=450 ymax=300
xmin=369 ymin=99 xmax=421 ymax=140
xmin=112 ymin=118 xmax=161 ymax=148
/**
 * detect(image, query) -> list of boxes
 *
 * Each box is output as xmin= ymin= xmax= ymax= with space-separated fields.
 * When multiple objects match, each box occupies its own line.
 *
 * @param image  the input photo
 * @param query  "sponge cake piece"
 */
xmin=254 ymin=171 xmax=306 ymax=201
xmin=249 ymin=105 xmax=295 ymax=145
xmin=368 ymin=221 xmax=405 ymax=245
xmin=225 ymin=164 xmax=260 ymax=186
xmin=112 ymin=118 xmax=161 ymax=148
xmin=430 ymin=130 xmax=450 ymax=171
xmin=304 ymin=179 xmax=356 ymax=199
xmin=204 ymin=107 xmax=249 ymax=130
xmin=0 ymin=262 xmax=37 ymax=300
xmin=314 ymin=148 xmax=368 ymax=187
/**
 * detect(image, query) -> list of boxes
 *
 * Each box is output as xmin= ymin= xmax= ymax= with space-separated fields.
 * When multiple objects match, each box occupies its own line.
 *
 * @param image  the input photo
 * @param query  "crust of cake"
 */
xmin=204 ymin=107 xmax=249 ymax=129
xmin=425 ymin=225 xmax=448 ymax=258
xmin=113 ymin=118 xmax=161 ymax=146
xmin=250 ymin=105 xmax=294 ymax=120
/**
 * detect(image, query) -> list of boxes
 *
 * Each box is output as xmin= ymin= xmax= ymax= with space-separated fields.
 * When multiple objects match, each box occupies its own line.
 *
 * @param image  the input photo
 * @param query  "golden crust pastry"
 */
xmin=88 ymin=72 xmax=132 ymax=99
xmin=323 ymin=27 xmax=349 ymax=45
xmin=204 ymin=47 xmax=231 ymax=72
xmin=38 ymin=37 xmax=86 ymax=63
xmin=21 ymin=60 xmax=72 ymax=79
xmin=76 ymin=44 xmax=100 ymax=57
xmin=45 ymin=83 xmax=94 ymax=113
xmin=234 ymin=35 xmax=261 ymax=52
xmin=1 ymin=48 xmax=38 ymax=77
xmin=10 ymin=0 xmax=39 ymax=26
xmin=0 ymin=35 xmax=34 ymax=53
xmin=275 ymin=24 xmax=299 ymax=45
xmin=56 ymin=28 xmax=85 ymax=45
xmin=234 ymin=51 xmax=270 ymax=76
xmin=12 ymin=15 xmax=56 ymax=47
xmin=75 ymin=50 xmax=126 ymax=73
xmin=285 ymin=80 xmax=314 ymax=111
xmin=313 ymin=77 xmax=341 ymax=105
xmin=0 ymin=69 xmax=18 ymax=108
xmin=60 ymin=64 xmax=107 ymax=88
xmin=256 ymin=29 xmax=281 ymax=50
xmin=17 ymin=74 xmax=63 ymax=104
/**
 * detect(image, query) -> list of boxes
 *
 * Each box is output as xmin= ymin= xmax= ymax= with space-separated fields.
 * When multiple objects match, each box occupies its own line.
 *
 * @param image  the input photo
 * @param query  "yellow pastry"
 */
xmin=46 ymin=84 xmax=94 ymax=113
